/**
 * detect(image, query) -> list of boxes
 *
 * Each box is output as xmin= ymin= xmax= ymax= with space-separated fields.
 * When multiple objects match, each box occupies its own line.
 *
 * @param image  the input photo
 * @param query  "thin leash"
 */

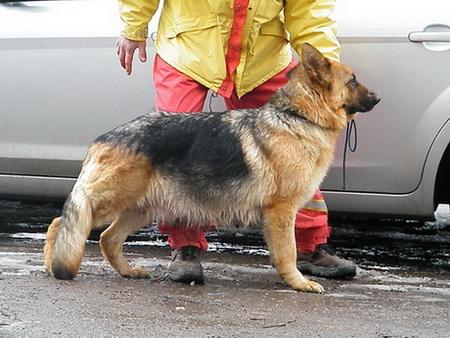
xmin=208 ymin=92 xmax=219 ymax=112
xmin=342 ymin=119 xmax=358 ymax=190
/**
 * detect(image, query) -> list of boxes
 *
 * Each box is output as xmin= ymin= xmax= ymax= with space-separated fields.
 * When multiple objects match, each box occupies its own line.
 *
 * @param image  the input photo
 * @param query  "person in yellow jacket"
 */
xmin=116 ymin=0 xmax=357 ymax=283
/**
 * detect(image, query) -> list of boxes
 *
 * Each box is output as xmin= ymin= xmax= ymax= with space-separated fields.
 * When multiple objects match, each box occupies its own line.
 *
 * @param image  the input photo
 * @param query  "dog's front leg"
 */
xmin=264 ymin=203 xmax=324 ymax=293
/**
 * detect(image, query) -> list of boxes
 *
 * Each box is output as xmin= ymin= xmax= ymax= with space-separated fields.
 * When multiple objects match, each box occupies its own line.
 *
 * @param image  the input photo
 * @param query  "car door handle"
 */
xmin=409 ymin=31 xmax=450 ymax=42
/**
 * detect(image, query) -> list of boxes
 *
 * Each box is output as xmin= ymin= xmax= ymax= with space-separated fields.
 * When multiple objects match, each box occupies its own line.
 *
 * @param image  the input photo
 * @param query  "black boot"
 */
xmin=297 ymin=244 xmax=357 ymax=279
xmin=168 ymin=246 xmax=205 ymax=284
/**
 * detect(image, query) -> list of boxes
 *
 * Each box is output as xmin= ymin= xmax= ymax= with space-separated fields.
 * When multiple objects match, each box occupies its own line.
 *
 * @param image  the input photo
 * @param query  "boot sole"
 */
xmin=298 ymin=261 xmax=357 ymax=279
xmin=168 ymin=264 xmax=205 ymax=284
xmin=169 ymin=273 xmax=205 ymax=284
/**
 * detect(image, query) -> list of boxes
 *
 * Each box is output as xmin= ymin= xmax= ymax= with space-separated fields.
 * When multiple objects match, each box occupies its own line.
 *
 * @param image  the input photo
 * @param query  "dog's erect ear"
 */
xmin=301 ymin=43 xmax=331 ymax=88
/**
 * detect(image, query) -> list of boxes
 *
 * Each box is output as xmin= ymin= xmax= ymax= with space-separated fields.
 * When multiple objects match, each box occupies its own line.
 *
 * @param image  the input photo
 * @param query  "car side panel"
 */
xmin=322 ymin=0 xmax=450 ymax=197
xmin=0 ymin=0 xmax=159 ymax=178
xmin=323 ymin=40 xmax=450 ymax=194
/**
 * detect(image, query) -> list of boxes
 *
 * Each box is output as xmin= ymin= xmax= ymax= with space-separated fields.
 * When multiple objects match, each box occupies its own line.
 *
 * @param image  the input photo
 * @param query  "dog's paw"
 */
xmin=296 ymin=280 xmax=324 ymax=294
xmin=121 ymin=267 xmax=150 ymax=279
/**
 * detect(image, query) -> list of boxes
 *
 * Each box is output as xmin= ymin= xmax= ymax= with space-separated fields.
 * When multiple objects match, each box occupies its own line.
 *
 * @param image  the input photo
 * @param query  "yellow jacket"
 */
xmin=119 ymin=0 xmax=340 ymax=98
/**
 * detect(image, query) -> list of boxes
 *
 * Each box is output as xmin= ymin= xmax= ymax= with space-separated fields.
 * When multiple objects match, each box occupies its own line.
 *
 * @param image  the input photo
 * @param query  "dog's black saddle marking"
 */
xmin=95 ymin=111 xmax=250 ymax=187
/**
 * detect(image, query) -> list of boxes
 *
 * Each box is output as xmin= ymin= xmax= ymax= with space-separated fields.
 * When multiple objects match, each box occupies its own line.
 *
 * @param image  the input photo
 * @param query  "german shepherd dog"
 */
xmin=44 ymin=44 xmax=379 ymax=293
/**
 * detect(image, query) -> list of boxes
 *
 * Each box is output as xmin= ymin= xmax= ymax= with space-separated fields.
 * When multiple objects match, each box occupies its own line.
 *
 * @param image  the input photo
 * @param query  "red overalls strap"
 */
xmin=218 ymin=0 xmax=250 ymax=98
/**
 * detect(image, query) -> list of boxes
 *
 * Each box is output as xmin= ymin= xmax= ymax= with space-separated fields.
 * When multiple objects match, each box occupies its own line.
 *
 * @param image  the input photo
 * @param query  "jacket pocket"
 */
xmin=249 ymin=19 xmax=288 ymax=56
xmin=259 ymin=19 xmax=289 ymax=40
xmin=160 ymin=13 xmax=226 ymax=88
xmin=166 ymin=14 xmax=220 ymax=38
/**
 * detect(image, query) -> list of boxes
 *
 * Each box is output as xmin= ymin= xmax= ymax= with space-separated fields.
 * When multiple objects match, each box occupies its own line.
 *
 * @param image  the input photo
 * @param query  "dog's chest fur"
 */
xmin=256 ymin=108 xmax=336 ymax=206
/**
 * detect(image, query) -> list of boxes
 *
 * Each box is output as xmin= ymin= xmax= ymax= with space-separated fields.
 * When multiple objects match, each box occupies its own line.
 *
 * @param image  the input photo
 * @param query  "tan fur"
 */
xmin=43 ymin=216 xmax=61 ymax=272
xmin=44 ymin=144 xmax=154 ymax=279
xmin=259 ymin=127 xmax=336 ymax=293
xmin=264 ymin=197 xmax=323 ymax=293
xmin=99 ymin=211 xmax=150 ymax=278
xmin=45 ymin=44 xmax=378 ymax=292
xmin=81 ymin=143 xmax=154 ymax=224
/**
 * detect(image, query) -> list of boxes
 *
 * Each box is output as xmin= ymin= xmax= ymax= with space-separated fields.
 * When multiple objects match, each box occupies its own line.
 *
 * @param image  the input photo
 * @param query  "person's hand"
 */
xmin=116 ymin=37 xmax=147 ymax=75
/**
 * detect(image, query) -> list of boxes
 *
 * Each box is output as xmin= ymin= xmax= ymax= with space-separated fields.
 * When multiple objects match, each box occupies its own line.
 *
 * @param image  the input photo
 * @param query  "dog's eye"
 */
xmin=347 ymin=76 xmax=357 ymax=87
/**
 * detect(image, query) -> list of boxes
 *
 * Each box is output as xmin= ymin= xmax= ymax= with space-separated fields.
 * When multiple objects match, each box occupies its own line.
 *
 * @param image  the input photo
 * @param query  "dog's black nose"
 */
xmin=369 ymin=92 xmax=381 ymax=106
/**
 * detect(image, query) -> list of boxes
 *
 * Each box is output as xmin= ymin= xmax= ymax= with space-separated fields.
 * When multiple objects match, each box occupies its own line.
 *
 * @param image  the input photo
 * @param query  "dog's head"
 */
xmin=285 ymin=43 xmax=380 ymax=129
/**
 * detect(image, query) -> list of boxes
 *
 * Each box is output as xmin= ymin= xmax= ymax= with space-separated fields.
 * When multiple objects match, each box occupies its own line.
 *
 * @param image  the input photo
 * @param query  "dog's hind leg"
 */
xmin=47 ymin=186 xmax=95 ymax=280
xmin=264 ymin=201 xmax=324 ymax=293
xmin=45 ymin=143 xmax=153 ymax=280
xmin=100 ymin=210 xmax=151 ymax=279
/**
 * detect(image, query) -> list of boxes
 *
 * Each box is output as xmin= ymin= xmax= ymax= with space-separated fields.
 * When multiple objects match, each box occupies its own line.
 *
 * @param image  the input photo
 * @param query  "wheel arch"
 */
xmin=421 ymin=117 xmax=450 ymax=209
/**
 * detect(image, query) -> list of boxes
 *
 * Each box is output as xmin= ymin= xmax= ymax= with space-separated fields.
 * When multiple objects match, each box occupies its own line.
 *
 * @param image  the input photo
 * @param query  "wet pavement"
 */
xmin=0 ymin=200 xmax=449 ymax=337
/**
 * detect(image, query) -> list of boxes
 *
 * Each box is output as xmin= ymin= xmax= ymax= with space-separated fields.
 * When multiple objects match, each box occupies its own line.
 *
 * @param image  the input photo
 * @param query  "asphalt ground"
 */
xmin=0 ymin=200 xmax=449 ymax=337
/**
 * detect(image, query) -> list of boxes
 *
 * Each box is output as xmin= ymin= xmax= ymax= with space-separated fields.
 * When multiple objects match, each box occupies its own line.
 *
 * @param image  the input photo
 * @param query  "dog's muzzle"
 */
xmin=361 ymin=91 xmax=381 ymax=112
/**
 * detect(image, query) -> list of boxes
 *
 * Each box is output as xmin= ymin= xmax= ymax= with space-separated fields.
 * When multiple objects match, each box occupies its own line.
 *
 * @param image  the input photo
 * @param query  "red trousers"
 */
xmin=153 ymin=55 xmax=330 ymax=253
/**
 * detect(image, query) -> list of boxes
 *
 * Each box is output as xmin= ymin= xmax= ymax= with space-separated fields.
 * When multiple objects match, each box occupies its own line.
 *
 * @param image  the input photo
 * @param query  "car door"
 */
xmin=0 ymin=0 xmax=157 ymax=181
xmin=323 ymin=0 xmax=450 ymax=197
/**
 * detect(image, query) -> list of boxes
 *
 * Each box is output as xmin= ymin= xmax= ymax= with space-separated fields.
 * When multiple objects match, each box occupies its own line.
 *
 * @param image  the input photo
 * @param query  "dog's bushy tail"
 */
xmin=44 ymin=184 xmax=93 ymax=280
